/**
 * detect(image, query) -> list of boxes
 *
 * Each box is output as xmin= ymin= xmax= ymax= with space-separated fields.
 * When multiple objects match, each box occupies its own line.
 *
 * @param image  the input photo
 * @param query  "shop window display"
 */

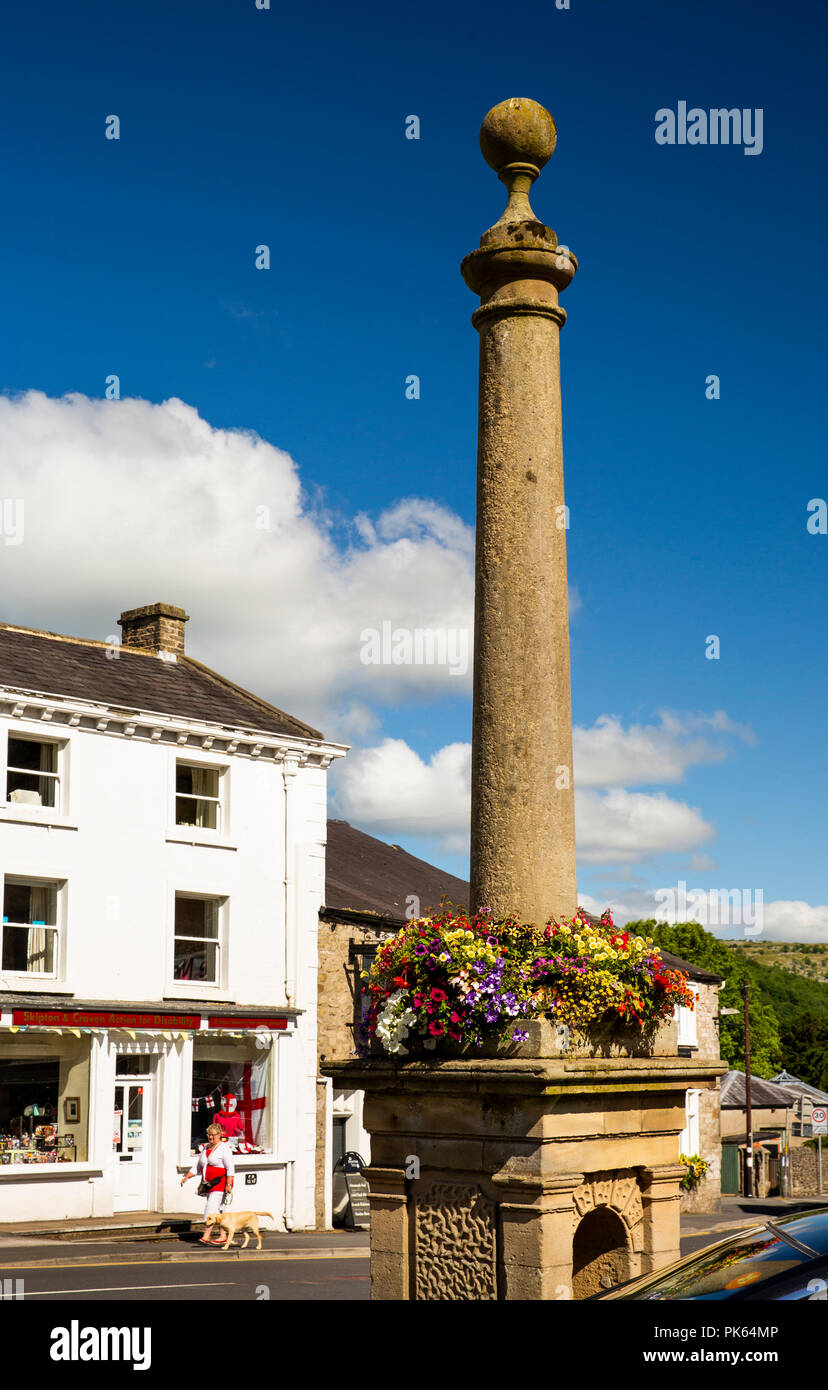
xmin=0 ymin=1057 xmax=81 ymax=1165
xmin=190 ymin=1048 xmax=270 ymax=1156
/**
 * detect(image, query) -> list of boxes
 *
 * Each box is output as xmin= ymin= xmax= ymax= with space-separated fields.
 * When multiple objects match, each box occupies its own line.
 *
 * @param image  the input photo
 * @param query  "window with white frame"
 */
xmin=6 ymin=736 xmax=62 ymax=810
xmin=173 ymin=894 xmax=222 ymax=985
xmin=175 ymin=762 xmax=223 ymax=832
xmin=677 ymin=983 xmax=699 ymax=1047
xmin=2 ymin=878 xmax=60 ymax=976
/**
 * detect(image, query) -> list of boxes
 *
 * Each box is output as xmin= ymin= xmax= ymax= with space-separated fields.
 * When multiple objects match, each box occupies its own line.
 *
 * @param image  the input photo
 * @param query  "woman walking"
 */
xmin=181 ymin=1122 xmax=236 ymax=1244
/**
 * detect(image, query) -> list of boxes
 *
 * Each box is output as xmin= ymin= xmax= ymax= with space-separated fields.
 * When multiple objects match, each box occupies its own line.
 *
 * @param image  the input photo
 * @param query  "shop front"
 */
xmin=0 ymin=1007 xmax=304 ymax=1227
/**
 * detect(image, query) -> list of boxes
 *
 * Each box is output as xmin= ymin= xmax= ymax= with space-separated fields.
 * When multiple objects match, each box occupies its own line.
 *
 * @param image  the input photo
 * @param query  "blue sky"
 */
xmin=1 ymin=0 xmax=827 ymax=937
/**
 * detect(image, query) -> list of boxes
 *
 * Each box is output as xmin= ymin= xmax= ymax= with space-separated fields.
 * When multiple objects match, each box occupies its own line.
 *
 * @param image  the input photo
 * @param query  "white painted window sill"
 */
xmin=166 ymin=831 xmax=237 ymax=851
xmin=0 ymin=1163 xmax=103 ymax=1179
xmin=165 ymin=986 xmax=233 ymax=1001
xmin=0 ymin=808 xmax=78 ymax=831
xmin=0 ymin=976 xmax=65 ymax=992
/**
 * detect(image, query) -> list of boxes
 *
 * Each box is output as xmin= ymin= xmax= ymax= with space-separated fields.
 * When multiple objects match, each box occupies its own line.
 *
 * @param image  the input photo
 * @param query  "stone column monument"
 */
xmin=323 ymin=99 xmax=725 ymax=1300
xmin=462 ymin=98 xmax=577 ymax=927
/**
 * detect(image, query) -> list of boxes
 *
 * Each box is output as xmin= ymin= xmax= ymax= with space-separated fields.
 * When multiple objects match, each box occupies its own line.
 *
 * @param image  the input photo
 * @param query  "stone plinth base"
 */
xmin=323 ymin=1049 xmax=724 ymax=1300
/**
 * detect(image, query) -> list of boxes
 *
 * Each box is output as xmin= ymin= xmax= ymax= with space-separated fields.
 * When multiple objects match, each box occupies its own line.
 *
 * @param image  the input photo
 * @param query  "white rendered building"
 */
xmin=0 ymin=603 xmax=345 ymax=1227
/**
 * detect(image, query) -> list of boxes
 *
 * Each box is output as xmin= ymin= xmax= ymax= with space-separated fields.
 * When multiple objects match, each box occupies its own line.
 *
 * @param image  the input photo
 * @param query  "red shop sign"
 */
xmin=207 ymin=1017 xmax=288 ymax=1030
xmin=11 ymin=1010 xmax=202 ymax=1029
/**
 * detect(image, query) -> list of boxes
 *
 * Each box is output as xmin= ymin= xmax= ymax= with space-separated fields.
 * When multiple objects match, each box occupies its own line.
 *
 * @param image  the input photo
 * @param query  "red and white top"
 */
xmin=195 ymin=1142 xmax=235 ymax=1191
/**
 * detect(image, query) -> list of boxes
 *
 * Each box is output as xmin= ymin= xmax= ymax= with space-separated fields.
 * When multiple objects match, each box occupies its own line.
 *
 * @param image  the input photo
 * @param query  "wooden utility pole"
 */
xmin=743 ymin=979 xmax=754 ymax=1197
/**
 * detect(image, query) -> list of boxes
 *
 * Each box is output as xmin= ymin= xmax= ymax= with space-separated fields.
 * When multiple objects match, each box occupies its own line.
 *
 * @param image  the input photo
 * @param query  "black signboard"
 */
xmin=340 ymin=1151 xmax=371 ymax=1227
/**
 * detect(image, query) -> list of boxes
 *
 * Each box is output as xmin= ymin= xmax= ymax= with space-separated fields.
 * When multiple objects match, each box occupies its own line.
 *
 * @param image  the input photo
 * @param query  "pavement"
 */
xmin=0 ymin=1212 xmax=370 ymax=1269
xmin=0 ymin=1194 xmax=824 ymax=1272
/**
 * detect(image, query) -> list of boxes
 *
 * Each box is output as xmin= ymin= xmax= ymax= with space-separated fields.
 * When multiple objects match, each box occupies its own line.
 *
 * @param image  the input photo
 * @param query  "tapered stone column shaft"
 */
xmin=462 ymin=98 xmax=578 ymax=924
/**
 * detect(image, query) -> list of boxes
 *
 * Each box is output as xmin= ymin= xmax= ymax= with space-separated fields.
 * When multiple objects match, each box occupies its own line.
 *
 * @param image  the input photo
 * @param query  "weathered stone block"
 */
xmin=324 ymin=1052 xmax=723 ymax=1300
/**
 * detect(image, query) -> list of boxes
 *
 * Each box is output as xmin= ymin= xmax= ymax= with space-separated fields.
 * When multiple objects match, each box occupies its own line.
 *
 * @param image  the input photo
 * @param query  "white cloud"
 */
xmin=0 ymin=391 xmax=483 ymax=723
xmin=760 ymin=901 xmax=828 ymax=944
xmin=575 ymin=788 xmax=714 ymax=863
xmin=574 ymin=712 xmax=752 ymax=788
xmin=332 ymin=736 xmax=716 ymax=866
xmin=0 ymin=390 xmax=588 ymax=731
xmin=331 ymin=738 xmax=471 ymax=852
xmin=578 ymin=890 xmax=828 ymax=945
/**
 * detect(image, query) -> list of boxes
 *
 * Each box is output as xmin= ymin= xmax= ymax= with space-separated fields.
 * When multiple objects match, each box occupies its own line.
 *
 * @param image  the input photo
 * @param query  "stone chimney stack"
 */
xmin=119 ymin=603 xmax=190 ymax=657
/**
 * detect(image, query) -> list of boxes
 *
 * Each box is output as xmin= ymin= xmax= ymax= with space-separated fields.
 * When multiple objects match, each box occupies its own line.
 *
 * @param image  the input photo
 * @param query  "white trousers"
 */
xmin=204 ymin=1189 xmax=225 ymax=1219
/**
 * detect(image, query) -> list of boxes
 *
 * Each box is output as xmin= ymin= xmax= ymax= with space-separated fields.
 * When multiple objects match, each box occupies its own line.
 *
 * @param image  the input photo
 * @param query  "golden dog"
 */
xmin=204 ymin=1210 xmax=274 ymax=1251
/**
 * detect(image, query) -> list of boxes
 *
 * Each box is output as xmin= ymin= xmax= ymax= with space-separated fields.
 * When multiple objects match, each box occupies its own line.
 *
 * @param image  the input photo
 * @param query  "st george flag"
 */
xmin=229 ymin=1057 xmax=267 ymax=1146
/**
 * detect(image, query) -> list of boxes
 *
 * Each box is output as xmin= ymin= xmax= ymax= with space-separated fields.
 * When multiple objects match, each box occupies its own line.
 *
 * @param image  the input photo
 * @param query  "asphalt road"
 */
xmin=0 ymin=1252 xmax=370 ymax=1301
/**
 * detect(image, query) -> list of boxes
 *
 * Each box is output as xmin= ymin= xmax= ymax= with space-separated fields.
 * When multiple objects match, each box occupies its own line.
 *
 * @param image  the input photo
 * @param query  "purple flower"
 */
xmin=414 ymin=944 xmax=427 ymax=955
xmin=512 ymin=1028 xmax=529 ymax=1042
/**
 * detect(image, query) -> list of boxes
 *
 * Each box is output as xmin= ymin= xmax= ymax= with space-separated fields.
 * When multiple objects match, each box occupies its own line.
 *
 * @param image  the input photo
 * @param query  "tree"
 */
xmin=779 ymin=1011 xmax=828 ymax=1092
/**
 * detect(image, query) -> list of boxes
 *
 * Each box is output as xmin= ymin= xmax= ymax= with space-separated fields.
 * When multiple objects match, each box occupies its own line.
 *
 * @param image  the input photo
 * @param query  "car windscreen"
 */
xmin=610 ymin=1226 xmax=814 ymax=1300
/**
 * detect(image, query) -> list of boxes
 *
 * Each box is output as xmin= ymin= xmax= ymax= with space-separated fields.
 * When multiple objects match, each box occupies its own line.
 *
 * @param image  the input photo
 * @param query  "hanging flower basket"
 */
xmin=679 ymin=1153 xmax=711 ymax=1190
xmin=360 ymin=906 xmax=694 ymax=1059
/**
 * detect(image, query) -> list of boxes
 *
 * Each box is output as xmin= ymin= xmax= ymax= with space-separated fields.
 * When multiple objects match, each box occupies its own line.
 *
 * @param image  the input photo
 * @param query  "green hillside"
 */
xmin=731 ymin=940 xmax=828 ymax=985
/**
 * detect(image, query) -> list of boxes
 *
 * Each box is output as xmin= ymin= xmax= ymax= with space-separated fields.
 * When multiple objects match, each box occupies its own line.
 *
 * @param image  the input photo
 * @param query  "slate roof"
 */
xmin=324 ymin=819 xmax=469 ymax=920
xmin=721 ymin=1069 xmax=797 ymax=1109
xmin=771 ymin=1070 xmax=828 ymax=1104
xmin=0 ymin=623 xmax=322 ymax=741
xmin=658 ymin=951 xmax=722 ymax=985
xmin=322 ymin=821 xmax=720 ymax=985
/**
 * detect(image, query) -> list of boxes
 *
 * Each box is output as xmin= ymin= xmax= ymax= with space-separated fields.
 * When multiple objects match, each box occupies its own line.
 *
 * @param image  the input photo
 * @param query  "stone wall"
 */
xmin=316 ymin=915 xmax=394 ymax=1226
xmin=695 ymin=981 xmax=721 ymax=1062
xmin=317 ymin=917 xmax=392 ymax=1062
xmin=790 ymin=1143 xmax=826 ymax=1197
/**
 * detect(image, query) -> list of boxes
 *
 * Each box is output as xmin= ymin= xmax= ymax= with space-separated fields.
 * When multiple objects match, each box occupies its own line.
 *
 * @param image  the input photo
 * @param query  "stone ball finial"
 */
xmin=479 ymin=98 xmax=557 ymax=177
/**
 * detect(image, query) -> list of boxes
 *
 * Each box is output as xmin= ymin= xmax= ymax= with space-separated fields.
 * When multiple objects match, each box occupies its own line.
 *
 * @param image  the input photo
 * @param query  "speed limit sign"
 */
xmin=811 ymin=1106 xmax=827 ymax=1136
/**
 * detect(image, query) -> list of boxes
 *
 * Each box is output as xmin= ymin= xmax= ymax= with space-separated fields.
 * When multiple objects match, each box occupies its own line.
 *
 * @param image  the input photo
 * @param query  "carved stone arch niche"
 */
xmin=571 ymin=1170 xmax=645 ymax=1299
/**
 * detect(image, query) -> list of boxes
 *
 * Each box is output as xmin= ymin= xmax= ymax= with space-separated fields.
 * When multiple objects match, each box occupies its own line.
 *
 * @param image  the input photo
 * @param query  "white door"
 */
xmin=114 ymin=1080 xmax=152 ymax=1211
